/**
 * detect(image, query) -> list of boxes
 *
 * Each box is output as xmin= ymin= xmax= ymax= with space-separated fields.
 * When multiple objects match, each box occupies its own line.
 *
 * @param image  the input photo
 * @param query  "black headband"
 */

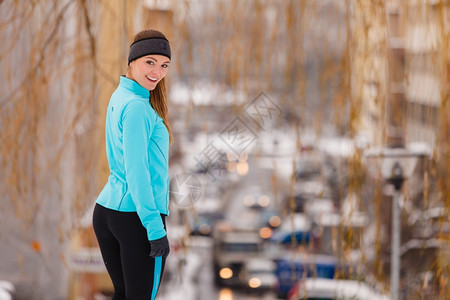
xmin=128 ymin=37 xmax=171 ymax=64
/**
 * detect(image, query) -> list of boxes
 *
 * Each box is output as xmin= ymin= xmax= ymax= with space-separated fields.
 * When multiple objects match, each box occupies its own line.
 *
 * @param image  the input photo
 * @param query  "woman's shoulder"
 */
xmin=122 ymin=98 xmax=158 ymax=120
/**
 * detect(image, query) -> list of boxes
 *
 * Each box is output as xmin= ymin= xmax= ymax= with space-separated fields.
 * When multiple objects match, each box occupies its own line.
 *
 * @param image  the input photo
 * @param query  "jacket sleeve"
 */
xmin=122 ymin=100 xmax=166 ymax=241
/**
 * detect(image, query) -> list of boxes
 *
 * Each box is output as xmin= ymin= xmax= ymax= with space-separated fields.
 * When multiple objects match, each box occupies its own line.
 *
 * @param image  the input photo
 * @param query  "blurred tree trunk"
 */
xmin=0 ymin=0 xmax=103 ymax=298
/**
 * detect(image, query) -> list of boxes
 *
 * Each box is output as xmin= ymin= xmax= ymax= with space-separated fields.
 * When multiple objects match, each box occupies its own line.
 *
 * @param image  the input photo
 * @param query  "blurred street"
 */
xmin=156 ymin=129 xmax=385 ymax=300
xmin=160 ymin=152 xmax=289 ymax=300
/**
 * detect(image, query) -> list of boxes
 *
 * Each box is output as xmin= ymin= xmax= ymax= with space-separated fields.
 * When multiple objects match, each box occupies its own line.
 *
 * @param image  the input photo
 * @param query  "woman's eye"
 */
xmin=162 ymin=64 xmax=169 ymax=68
xmin=146 ymin=61 xmax=154 ymax=65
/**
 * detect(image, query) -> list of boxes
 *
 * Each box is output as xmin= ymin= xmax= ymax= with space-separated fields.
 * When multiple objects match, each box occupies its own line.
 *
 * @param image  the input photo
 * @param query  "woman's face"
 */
xmin=127 ymin=55 xmax=170 ymax=90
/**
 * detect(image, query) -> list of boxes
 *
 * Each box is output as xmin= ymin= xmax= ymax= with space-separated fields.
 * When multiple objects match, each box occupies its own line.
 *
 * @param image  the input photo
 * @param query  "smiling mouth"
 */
xmin=146 ymin=75 xmax=158 ymax=82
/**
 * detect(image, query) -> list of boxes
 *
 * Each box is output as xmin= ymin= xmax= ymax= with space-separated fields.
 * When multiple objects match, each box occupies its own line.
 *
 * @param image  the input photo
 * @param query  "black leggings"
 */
xmin=93 ymin=203 xmax=166 ymax=300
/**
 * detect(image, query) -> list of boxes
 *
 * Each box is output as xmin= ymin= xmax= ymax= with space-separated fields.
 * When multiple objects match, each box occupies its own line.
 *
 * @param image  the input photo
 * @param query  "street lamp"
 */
xmin=363 ymin=146 xmax=430 ymax=300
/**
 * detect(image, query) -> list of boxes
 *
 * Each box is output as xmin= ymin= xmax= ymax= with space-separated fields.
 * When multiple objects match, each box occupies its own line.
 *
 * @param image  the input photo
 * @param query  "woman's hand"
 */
xmin=149 ymin=235 xmax=170 ymax=258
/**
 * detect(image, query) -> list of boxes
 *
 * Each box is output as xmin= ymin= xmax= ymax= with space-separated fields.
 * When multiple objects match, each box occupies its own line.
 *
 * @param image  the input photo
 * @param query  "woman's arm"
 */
xmin=122 ymin=100 xmax=166 ymax=241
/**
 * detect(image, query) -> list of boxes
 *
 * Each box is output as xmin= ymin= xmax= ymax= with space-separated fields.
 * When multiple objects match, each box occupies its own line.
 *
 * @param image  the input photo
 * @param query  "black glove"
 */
xmin=149 ymin=235 xmax=170 ymax=258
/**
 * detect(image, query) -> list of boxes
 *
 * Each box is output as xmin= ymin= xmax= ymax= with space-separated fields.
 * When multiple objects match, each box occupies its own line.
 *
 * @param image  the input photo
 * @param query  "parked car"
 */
xmin=274 ymin=254 xmax=338 ymax=298
xmin=287 ymin=278 xmax=390 ymax=300
xmin=189 ymin=211 xmax=223 ymax=236
xmin=243 ymin=258 xmax=277 ymax=292
xmin=269 ymin=213 xmax=312 ymax=245
xmin=295 ymin=159 xmax=322 ymax=180
xmin=274 ymin=252 xmax=362 ymax=299
xmin=212 ymin=225 xmax=263 ymax=287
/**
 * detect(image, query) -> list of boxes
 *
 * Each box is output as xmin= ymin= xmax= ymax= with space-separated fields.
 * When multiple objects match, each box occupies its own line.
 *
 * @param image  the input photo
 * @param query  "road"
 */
xmin=159 ymin=154 xmax=290 ymax=300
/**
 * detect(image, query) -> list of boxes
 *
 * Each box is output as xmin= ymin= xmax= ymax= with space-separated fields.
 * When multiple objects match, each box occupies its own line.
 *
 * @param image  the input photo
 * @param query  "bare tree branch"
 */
xmin=0 ymin=0 xmax=76 ymax=111
xmin=78 ymin=0 xmax=116 ymax=85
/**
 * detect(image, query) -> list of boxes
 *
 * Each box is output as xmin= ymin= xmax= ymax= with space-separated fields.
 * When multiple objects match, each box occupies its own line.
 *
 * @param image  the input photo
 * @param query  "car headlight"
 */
xmin=258 ymin=195 xmax=270 ymax=207
xmin=269 ymin=215 xmax=281 ymax=227
xmin=259 ymin=227 xmax=273 ymax=239
xmin=219 ymin=267 xmax=233 ymax=279
xmin=199 ymin=223 xmax=211 ymax=235
xmin=248 ymin=277 xmax=261 ymax=288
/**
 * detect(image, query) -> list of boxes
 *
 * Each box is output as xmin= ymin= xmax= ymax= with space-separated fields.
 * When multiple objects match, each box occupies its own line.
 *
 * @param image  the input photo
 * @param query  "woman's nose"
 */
xmin=151 ymin=67 xmax=163 ymax=78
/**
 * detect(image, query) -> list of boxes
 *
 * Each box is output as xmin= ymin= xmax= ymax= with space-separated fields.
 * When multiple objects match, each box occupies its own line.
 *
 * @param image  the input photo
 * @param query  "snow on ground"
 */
xmin=159 ymin=249 xmax=203 ymax=300
xmin=0 ymin=281 xmax=14 ymax=300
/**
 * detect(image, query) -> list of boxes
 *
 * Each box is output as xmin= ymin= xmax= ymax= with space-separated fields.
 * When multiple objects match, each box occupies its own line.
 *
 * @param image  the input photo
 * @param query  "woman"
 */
xmin=93 ymin=29 xmax=173 ymax=300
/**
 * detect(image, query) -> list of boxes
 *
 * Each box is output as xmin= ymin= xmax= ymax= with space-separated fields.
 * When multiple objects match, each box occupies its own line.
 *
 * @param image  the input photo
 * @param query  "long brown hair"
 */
xmin=131 ymin=29 xmax=173 ymax=144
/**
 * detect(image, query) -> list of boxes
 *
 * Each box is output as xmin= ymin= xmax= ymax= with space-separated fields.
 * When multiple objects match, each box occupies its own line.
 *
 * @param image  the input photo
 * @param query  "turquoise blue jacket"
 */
xmin=96 ymin=76 xmax=170 ymax=241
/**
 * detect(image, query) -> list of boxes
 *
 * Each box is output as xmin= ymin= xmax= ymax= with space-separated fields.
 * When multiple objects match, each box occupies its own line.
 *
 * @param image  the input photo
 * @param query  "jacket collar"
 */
xmin=120 ymin=76 xmax=150 ymax=98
